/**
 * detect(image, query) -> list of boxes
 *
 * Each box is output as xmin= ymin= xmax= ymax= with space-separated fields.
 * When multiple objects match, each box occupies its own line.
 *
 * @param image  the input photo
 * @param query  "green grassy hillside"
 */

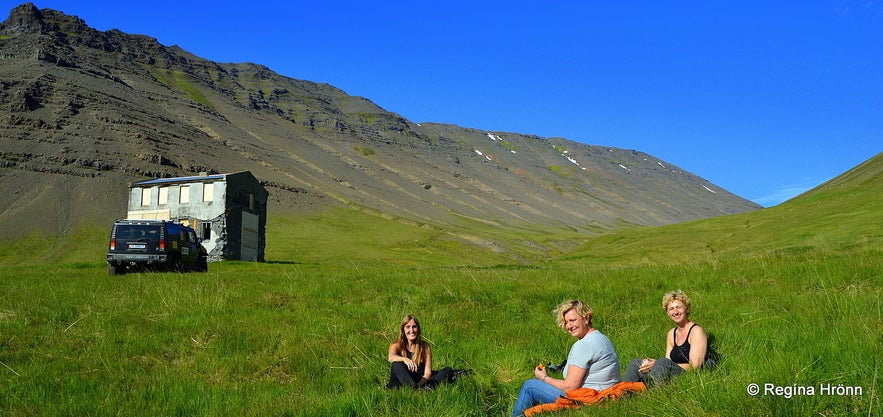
xmin=563 ymin=152 xmax=883 ymax=266
xmin=0 ymin=154 xmax=879 ymax=416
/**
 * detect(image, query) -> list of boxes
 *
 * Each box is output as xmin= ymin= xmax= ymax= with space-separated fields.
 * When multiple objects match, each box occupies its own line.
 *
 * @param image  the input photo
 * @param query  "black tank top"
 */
xmin=405 ymin=349 xmax=426 ymax=374
xmin=670 ymin=324 xmax=696 ymax=364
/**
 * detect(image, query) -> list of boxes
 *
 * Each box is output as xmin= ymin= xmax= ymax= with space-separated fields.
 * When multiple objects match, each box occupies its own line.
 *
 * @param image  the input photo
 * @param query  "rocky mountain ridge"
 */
xmin=0 ymin=3 xmax=761 ymax=252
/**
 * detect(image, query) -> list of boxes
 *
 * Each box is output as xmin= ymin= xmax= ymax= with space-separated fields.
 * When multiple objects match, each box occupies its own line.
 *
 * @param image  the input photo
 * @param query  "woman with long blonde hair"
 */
xmin=386 ymin=314 xmax=453 ymax=389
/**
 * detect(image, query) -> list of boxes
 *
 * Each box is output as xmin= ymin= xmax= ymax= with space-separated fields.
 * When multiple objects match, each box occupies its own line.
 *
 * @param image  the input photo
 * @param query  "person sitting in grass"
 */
xmin=623 ymin=290 xmax=709 ymax=385
xmin=386 ymin=314 xmax=454 ymax=390
xmin=511 ymin=299 xmax=621 ymax=417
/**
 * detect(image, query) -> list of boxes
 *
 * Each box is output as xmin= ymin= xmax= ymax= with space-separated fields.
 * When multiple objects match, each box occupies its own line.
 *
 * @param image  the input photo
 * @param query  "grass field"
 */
xmin=0 ymin=155 xmax=880 ymax=416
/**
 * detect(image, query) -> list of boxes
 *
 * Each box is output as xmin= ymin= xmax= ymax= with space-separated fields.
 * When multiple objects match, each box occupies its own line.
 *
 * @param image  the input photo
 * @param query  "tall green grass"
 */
xmin=0 ymin=154 xmax=880 ymax=416
xmin=0 ymin=244 xmax=878 ymax=416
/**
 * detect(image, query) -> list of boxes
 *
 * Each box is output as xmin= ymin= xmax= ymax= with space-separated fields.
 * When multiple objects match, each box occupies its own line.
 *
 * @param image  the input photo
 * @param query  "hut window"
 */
xmin=203 ymin=183 xmax=214 ymax=202
xmin=202 ymin=222 xmax=212 ymax=240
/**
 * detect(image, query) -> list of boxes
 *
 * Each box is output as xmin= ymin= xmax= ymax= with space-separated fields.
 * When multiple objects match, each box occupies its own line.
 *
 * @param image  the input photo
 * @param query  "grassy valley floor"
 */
xmin=0 ymin=243 xmax=878 ymax=416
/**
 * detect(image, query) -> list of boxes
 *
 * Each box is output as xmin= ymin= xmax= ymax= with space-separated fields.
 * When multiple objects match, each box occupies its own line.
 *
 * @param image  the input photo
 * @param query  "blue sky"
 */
xmin=17 ymin=1 xmax=882 ymax=206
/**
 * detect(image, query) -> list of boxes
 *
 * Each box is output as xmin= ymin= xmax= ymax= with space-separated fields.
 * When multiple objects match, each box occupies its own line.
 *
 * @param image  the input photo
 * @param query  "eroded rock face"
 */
xmin=2 ymin=3 xmax=46 ymax=34
xmin=0 ymin=2 xmax=760 ymax=244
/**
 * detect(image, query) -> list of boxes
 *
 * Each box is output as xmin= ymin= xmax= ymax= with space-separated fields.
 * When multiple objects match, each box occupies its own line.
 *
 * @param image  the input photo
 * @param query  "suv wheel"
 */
xmin=107 ymin=263 xmax=125 ymax=276
xmin=197 ymin=255 xmax=208 ymax=272
xmin=167 ymin=254 xmax=183 ymax=273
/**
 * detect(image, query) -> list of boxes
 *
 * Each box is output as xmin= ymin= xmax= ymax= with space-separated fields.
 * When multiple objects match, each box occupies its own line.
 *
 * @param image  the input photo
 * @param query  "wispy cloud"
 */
xmin=752 ymin=178 xmax=827 ymax=207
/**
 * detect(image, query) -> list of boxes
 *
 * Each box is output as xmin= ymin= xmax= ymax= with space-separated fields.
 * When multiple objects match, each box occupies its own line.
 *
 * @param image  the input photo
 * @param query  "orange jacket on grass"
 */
xmin=523 ymin=381 xmax=646 ymax=416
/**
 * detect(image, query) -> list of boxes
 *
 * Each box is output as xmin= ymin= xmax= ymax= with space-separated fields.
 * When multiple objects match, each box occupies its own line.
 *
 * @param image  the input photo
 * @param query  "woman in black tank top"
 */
xmin=623 ymin=290 xmax=709 ymax=385
xmin=669 ymin=323 xmax=697 ymax=364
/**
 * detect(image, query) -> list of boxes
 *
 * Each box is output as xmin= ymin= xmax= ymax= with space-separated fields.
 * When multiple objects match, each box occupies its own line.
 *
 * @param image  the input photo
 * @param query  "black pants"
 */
xmin=623 ymin=357 xmax=684 ymax=385
xmin=386 ymin=362 xmax=454 ymax=389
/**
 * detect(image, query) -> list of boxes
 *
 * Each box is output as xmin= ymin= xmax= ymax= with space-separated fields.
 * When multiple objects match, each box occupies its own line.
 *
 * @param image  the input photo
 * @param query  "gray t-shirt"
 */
xmin=562 ymin=330 xmax=621 ymax=390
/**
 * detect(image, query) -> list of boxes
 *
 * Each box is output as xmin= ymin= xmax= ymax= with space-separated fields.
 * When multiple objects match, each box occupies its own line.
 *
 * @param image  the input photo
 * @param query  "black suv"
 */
xmin=106 ymin=219 xmax=208 ymax=275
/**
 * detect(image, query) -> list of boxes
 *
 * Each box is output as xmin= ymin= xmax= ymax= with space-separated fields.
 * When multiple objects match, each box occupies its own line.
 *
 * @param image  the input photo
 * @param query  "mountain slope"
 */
xmin=0 ymin=3 xmax=760 ymax=249
xmin=561 ymin=151 xmax=883 ymax=265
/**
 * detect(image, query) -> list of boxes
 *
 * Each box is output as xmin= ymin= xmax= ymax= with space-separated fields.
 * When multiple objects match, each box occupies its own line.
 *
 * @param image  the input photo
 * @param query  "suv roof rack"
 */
xmin=115 ymin=219 xmax=182 ymax=224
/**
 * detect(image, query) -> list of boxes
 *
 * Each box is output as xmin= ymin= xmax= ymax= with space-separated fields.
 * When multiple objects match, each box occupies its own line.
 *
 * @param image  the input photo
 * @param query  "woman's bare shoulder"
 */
xmin=690 ymin=324 xmax=708 ymax=339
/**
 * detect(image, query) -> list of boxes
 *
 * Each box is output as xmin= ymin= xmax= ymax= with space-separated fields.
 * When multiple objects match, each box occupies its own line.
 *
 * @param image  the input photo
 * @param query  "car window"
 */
xmin=167 ymin=224 xmax=178 ymax=238
xmin=117 ymin=225 xmax=159 ymax=240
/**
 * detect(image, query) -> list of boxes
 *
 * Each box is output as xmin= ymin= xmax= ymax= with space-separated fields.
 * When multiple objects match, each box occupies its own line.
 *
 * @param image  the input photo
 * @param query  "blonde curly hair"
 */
xmin=661 ymin=290 xmax=692 ymax=315
xmin=554 ymin=299 xmax=593 ymax=330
